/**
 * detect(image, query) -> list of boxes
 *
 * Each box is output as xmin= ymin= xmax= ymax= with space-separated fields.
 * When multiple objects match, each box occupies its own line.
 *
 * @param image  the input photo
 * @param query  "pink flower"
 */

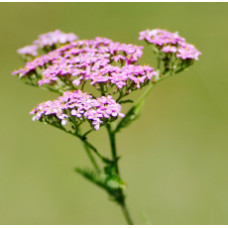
xmin=17 ymin=44 xmax=38 ymax=56
xmin=30 ymin=90 xmax=124 ymax=130
xmin=13 ymin=33 xmax=157 ymax=93
xmin=162 ymin=46 xmax=177 ymax=53
xmin=34 ymin=29 xmax=78 ymax=47
xmin=139 ymin=28 xmax=201 ymax=61
xmin=177 ymin=43 xmax=202 ymax=60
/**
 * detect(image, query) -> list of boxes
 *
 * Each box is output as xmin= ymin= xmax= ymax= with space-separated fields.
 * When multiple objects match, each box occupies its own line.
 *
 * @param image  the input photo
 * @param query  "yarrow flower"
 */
xmin=16 ymin=29 xmax=78 ymax=58
xmin=17 ymin=45 xmax=38 ymax=57
xmin=33 ymin=29 xmax=78 ymax=48
xmin=12 ymin=28 xmax=202 ymax=225
xmin=12 ymin=37 xmax=157 ymax=95
xmin=30 ymin=90 xmax=124 ymax=130
xmin=139 ymin=29 xmax=201 ymax=60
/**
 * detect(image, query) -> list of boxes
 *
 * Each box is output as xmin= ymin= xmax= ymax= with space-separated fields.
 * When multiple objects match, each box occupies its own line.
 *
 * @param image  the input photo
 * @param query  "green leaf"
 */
xmin=114 ymin=100 xmax=144 ymax=133
xmin=75 ymin=167 xmax=126 ymax=194
xmin=103 ymin=165 xmax=125 ymax=189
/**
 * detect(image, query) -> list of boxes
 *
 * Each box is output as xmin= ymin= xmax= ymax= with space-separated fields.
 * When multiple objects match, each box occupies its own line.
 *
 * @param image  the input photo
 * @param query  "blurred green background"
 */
xmin=0 ymin=3 xmax=228 ymax=225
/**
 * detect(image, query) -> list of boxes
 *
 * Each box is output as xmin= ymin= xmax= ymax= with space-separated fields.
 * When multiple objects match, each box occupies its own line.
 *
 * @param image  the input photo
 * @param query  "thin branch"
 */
xmin=121 ymin=203 xmax=134 ymax=225
xmin=82 ymin=141 xmax=100 ymax=172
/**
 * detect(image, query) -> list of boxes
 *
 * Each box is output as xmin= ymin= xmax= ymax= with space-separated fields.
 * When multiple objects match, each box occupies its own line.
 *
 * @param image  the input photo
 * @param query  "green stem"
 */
xmin=82 ymin=128 xmax=94 ymax=138
xmin=82 ymin=141 xmax=100 ymax=172
xmin=106 ymin=124 xmax=119 ymax=174
xmin=106 ymin=124 xmax=134 ymax=224
xmin=157 ymin=55 xmax=161 ymax=70
xmin=114 ymin=71 xmax=170 ymax=134
xmin=136 ymin=82 xmax=155 ymax=105
xmin=121 ymin=203 xmax=134 ymax=225
xmin=135 ymin=70 xmax=173 ymax=105
xmin=78 ymin=135 xmax=112 ymax=164
xmin=49 ymin=123 xmax=112 ymax=164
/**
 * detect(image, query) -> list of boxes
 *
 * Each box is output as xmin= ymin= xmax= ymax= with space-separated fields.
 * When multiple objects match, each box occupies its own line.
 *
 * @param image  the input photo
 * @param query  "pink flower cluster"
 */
xmin=13 ymin=43 xmax=73 ymax=76
xmin=17 ymin=30 xmax=78 ymax=57
xmin=18 ymin=45 xmax=38 ymax=57
xmin=139 ymin=29 xmax=201 ymax=60
xmin=13 ymin=37 xmax=157 ymax=92
xmin=39 ymin=60 xmax=157 ymax=89
xmin=30 ymin=90 xmax=124 ymax=130
xmin=34 ymin=29 xmax=78 ymax=47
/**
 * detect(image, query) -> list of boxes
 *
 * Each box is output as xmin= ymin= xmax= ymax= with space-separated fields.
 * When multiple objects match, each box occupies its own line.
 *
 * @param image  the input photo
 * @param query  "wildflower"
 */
xmin=13 ymin=28 xmax=202 ymax=225
xmin=15 ymin=30 xmax=78 ymax=59
xmin=33 ymin=29 xmax=78 ymax=47
xmin=12 ymin=37 xmax=156 ymax=94
xmin=30 ymin=90 xmax=124 ymax=130
xmin=177 ymin=42 xmax=201 ymax=60
xmin=17 ymin=45 xmax=38 ymax=56
xmin=139 ymin=29 xmax=201 ymax=60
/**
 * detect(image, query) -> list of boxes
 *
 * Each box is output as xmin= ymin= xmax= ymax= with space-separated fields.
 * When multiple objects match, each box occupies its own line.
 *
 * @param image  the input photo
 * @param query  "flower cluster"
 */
xmin=12 ymin=28 xmax=203 ymax=225
xmin=13 ymin=29 xmax=201 ymax=132
xmin=17 ymin=30 xmax=78 ymax=57
xmin=13 ymin=43 xmax=73 ymax=77
xmin=33 ymin=29 xmax=78 ymax=48
xmin=139 ymin=29 xmax=201 ymax=60
xmin=30 ymin=90 xmax=124 ymax=130
xmin=18 ymin=45 xmax=39 ymax=57
xmin=39 ymin=60 xmax=157 ymax=90
xmin=13 ymin=37 xmax=157 ymax=94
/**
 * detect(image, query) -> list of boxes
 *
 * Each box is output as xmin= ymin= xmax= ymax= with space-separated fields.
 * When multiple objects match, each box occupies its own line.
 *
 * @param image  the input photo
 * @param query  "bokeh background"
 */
xmin=0 ymin=3 xmax=228 ymax=225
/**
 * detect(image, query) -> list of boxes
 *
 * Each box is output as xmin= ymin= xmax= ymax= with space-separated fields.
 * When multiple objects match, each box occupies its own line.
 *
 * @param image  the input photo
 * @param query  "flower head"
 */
xmin=12 ymin=36 xmax=156 ymax=95
xmin=34 ymin=29 xmax=78 ymax=47
xmin=15 ymin=30 xmax=78 ymax=58
xmin=30 ymin=90 xmax=124 ymax=130
xmin=17 ymin=45 xmax=38 ymax=56
xmin=176 ymin=42 xmax=202 ymax=60
xmin=139 ymin=29 xmax=201 ymax=60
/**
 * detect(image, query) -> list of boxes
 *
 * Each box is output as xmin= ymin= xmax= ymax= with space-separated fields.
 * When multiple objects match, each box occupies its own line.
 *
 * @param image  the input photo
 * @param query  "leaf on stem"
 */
xmin=75 ymin=167 xmax=126 ymax=194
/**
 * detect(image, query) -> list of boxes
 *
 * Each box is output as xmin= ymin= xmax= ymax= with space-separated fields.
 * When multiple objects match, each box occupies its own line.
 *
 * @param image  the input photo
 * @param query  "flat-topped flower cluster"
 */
xmin=30 ymin=90 xmax=124 ymax=130
xmin=17 ymin=30 xmax=78 ymax=57
xmin=139 ymin=29 xmax=202 ymax=60
xmin=13 ymin=29 xmax=201 ymax=132
xmin=13 ymin=34 xmax=157 ymax=94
